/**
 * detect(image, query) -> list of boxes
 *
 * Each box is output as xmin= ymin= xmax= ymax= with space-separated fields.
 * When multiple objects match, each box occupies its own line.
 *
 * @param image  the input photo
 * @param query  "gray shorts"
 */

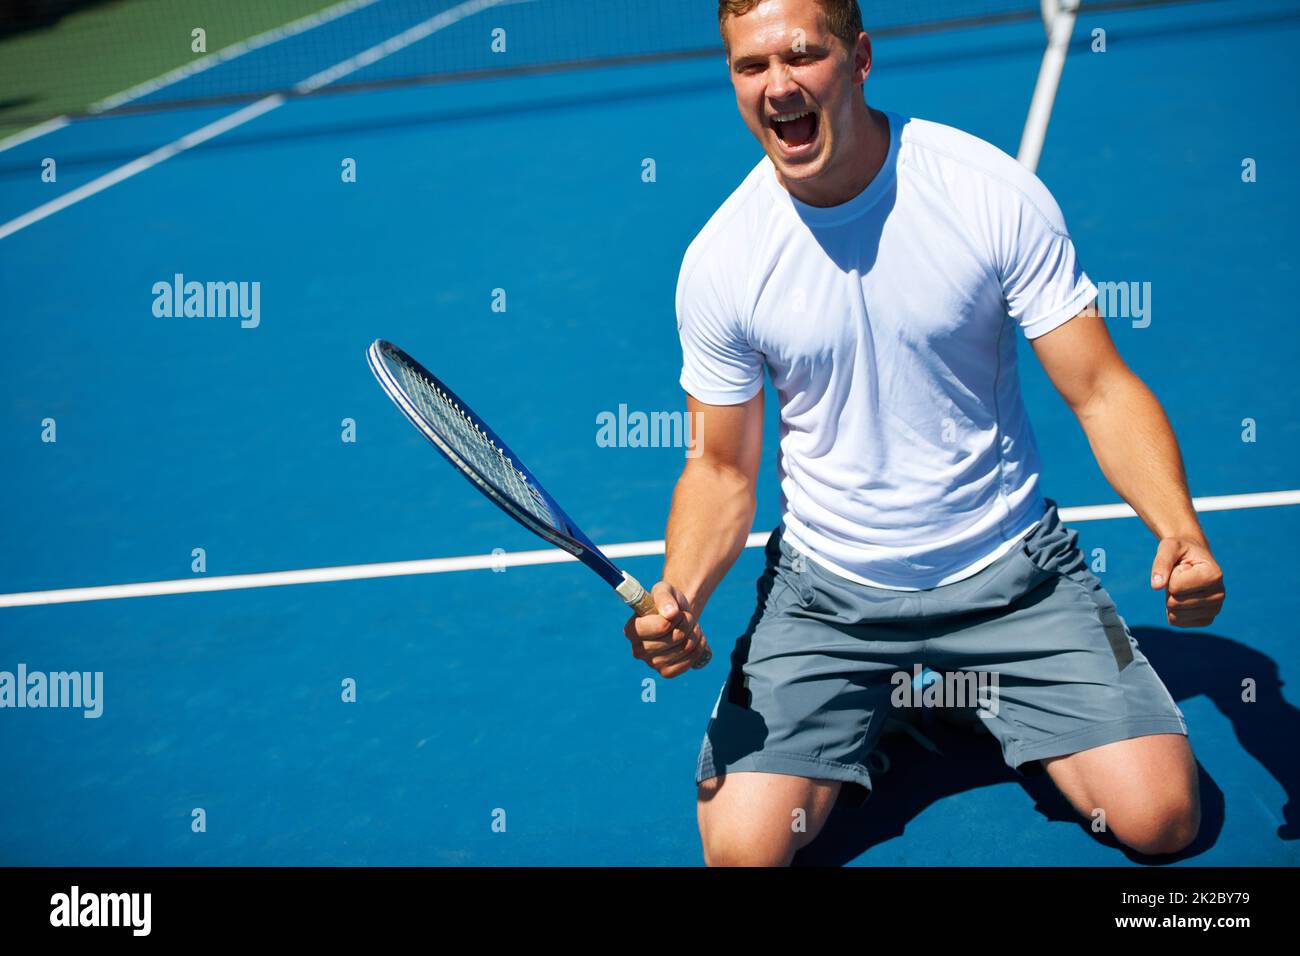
xmin=696 ymin=499 xmax=1187 ymax=801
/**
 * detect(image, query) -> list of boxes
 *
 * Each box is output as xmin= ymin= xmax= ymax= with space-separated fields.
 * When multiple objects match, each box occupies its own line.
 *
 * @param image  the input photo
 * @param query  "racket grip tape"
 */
xmin=616 ymin=572 xmax=712 ymax=669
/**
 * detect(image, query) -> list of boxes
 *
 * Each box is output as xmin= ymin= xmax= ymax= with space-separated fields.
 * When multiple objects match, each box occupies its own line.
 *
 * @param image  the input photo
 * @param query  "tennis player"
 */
xmin=624 ymin=0 xmax=1226 ymax=866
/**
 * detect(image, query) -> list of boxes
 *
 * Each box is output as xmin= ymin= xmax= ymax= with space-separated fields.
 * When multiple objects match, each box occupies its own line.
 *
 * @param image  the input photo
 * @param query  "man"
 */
xmin=624 ymin=0 xmax=1226 ymax=866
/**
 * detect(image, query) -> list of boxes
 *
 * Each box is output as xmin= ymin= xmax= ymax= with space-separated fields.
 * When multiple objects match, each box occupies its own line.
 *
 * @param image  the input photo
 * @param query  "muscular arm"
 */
xmin=1031 ymin=305 xmax=1207 ymax=544
xmin=625 ymin=389 xmax=764 ymax=676
xmin=1033 ymin=305 xmax=1225 ymax=626
xmin=662 ymin=390 xmax=766 ymax=616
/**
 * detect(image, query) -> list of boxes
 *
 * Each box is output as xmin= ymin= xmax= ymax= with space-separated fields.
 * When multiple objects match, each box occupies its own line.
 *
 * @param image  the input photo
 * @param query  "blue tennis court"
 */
xmin=0 ymin=0 xmax=1297 ymax=866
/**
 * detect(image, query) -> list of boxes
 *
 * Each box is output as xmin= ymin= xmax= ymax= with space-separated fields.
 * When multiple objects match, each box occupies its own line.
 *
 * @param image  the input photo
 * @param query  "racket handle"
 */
xmin=617 ymin=572 xmax=712 ymax=669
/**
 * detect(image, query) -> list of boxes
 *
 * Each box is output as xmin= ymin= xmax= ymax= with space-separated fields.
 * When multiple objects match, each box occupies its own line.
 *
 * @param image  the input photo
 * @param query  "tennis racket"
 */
xmin=366 ymin=339 xmax=711 ymax=669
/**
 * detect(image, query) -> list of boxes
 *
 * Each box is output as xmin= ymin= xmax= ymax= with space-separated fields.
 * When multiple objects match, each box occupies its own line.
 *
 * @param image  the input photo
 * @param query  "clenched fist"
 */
xmin=624 ymin=581 xmax=712 ymax=677
xmin=1150 ymin=537 xmax=1225 ymax=627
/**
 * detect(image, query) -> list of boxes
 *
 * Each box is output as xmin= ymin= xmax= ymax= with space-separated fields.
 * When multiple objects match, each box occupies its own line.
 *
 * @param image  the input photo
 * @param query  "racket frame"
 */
xmin=368 ymin=339 xmax=625 ymax=590
xmin=367 ymin=339 xmax=709 ymax=667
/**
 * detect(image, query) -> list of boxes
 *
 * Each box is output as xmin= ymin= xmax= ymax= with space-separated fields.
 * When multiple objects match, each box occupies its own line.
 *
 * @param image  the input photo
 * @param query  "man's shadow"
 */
xmin=794 ymin=626 xmax=1296 ymax=866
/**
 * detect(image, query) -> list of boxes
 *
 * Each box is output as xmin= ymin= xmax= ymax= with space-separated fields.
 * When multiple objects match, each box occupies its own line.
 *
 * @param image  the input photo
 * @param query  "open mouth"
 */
xmin=771 ymin=110 xmax=819 ymax=150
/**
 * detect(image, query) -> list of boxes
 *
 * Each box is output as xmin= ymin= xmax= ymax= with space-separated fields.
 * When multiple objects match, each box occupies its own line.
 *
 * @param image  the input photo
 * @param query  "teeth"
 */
xmin=773 ymin=110 xmax=812 ymax=122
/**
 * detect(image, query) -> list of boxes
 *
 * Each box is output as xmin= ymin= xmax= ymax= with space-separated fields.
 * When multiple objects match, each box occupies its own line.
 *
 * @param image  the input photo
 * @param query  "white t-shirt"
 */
xmin=676 ymin=111 xmax=1097 ymax=590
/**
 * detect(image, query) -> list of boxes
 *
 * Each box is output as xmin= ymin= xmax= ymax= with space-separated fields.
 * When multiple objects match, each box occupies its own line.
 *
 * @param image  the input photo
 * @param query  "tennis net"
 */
xmin=0 ymin=0 xmax=1137 ymax=129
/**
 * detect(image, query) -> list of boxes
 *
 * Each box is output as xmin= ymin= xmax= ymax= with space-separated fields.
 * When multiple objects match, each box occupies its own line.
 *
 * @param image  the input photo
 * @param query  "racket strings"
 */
xmin=387 ymin=355 xmax=557 ymax=531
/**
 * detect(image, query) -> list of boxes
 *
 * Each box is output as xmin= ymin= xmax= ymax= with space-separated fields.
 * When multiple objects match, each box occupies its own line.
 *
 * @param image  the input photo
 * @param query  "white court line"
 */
xmin=2 ymin=490 xmax=1296 ymax=609
xmin=0 ymin=0 xmax=514 ymax=241
xmin=0 ymin=0 xmax=379 ymax=153
xmin=90 ymin=0 xmax=381 ymax=114
xmin=0 ymin=96 xmax=287 ymax=241
xmin=293 ymin=0 xmax=527 ymax=94
xmin=0 ymin=116 xmax=71 ymax=154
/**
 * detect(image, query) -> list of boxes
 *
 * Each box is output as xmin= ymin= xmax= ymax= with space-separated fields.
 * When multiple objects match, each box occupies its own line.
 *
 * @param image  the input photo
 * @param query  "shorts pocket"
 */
xmin=1014 ymin=540 xmax=1055 ymax=587
xmin=1021 ymin=540 xmax=1138 ymax=673
xmin=1019 ymin=516 xmax=1089 ymax=579
xmin=1054 ymin=571 xmax=1137 ymax=672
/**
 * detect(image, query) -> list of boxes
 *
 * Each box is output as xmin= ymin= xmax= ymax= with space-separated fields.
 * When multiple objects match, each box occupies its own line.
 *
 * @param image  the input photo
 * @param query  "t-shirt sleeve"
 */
xmin=992 ymin=170 xmax=1097 ymax=340
xmin=675 ymin=252 xmax=764 ymax=405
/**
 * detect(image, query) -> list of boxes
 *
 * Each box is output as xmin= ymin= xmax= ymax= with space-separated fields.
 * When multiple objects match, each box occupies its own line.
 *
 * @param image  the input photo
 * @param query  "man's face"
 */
xmin=723 ymin=0 xmax=869 ymax=195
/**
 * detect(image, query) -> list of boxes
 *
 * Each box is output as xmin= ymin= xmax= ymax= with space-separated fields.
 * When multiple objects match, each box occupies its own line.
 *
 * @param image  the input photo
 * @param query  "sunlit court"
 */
xmin=1 ymin=0 xmax=1297 ymax=873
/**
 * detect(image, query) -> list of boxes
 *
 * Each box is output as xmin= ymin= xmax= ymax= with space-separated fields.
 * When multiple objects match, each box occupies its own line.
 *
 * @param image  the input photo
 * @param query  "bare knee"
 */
xmin=697 ymin=772 xmax=840 ymax=867
xmin=702 ymin=828 xmax=798 ymax=867
xmin=1046 ymin=735 xmax=1201 ymax=856
xmin=1110 ymin=792 xmax=1201 ymax=856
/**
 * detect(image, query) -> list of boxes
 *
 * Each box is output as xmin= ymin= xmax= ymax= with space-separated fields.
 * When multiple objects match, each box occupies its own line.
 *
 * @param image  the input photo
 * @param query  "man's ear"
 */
xmin=854 ymin=33 xmax=873 ymax=85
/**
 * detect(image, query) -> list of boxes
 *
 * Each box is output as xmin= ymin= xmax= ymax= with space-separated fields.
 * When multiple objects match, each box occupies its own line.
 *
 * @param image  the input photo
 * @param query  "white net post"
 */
xmin=1019 ymin=0 xmax=1082 ymax=172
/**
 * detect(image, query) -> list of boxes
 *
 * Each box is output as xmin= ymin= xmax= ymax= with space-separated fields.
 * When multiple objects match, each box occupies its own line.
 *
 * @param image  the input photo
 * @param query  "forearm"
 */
xmin=662 ymin=462 xmax=757 ymax=616
xmin=1077 ymin=373 xmax=1208 ymax=546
